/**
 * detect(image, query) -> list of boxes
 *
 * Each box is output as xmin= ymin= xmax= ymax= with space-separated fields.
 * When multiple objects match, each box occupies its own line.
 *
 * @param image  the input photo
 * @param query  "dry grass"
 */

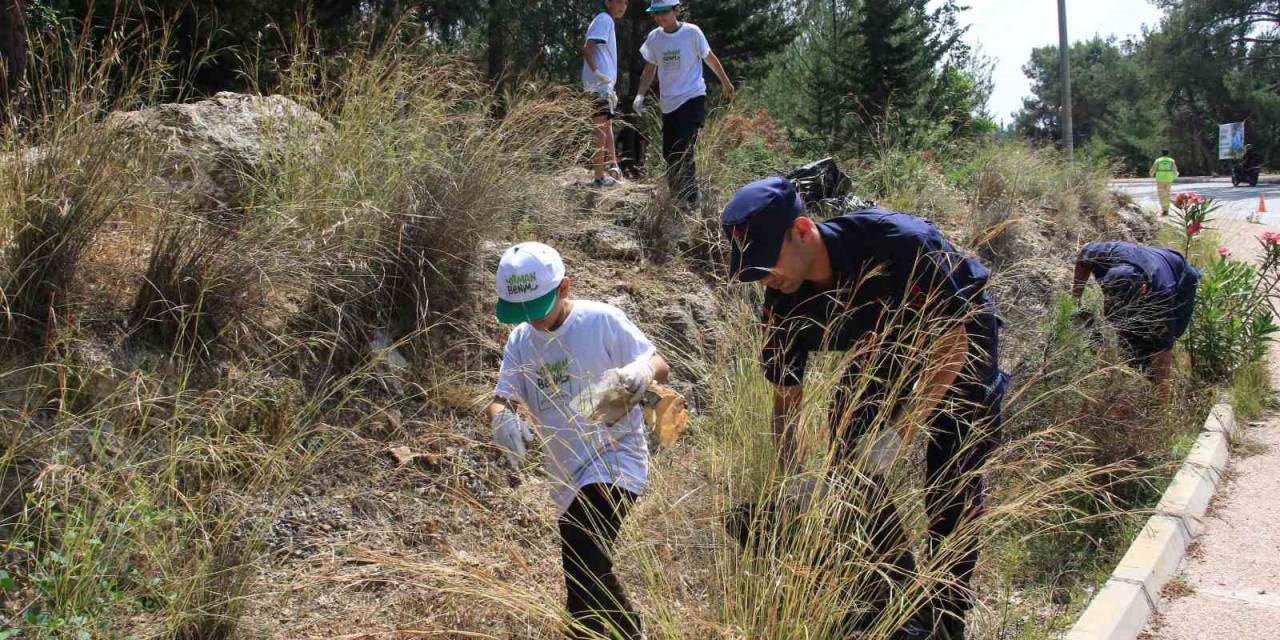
xmin=0 ymin=12 xmax=1258 ymax=640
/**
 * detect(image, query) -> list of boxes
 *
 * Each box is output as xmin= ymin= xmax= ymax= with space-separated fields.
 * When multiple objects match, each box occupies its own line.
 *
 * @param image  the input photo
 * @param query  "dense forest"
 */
xmin=1 ymin=0 xmax=1277 ymax=174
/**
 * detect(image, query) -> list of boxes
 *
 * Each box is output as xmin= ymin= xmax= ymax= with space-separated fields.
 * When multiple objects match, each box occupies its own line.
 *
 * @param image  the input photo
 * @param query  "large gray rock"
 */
xmin=577 ymin=226 xmax=643 ymax=262
xmin=105 ymin=92 xmax=331 ymax=211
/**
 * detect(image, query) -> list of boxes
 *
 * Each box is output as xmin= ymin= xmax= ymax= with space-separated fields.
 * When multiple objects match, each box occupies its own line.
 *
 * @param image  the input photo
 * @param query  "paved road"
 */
xmin=1112 ymin=176 xmax=1280 ymax=223
xmin=1143 ymin=218 xmax=1280 ymax=639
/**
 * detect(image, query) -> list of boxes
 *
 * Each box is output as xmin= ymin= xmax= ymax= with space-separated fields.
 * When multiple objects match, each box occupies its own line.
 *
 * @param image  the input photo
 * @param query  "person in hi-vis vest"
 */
xmin=1150 ymin=149 xmax=1178 ymax=216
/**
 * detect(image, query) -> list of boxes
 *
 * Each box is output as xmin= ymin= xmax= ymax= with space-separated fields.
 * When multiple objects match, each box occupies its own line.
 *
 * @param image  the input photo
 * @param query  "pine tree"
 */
xmin=763 ymin=0 xmax=972 ymax=152
xmin=855 ymin=0 xmax=945 ymax=121
xmin=686 ymin=0 xmax=798 ymax=84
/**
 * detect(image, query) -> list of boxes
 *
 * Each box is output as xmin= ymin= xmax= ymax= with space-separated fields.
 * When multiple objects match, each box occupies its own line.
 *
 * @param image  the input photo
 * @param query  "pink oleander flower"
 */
xmin=1187 ymin=221 xmax=1202 ymax=236
xmin=1175 ymin=192 xmax=1206 ymax=208
xmin=1261 ymin=231 xmax=1280 ymax=246
xmin=1219 ymin=246 xmax=1232 ymax=258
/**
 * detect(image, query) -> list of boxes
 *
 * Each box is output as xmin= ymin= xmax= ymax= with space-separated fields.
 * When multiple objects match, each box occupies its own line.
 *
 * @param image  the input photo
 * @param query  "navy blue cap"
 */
xmin=721 ymin=177 xmax=803 ymax=282
xmin=1100 ymin=264 xmax=1144 ymax=302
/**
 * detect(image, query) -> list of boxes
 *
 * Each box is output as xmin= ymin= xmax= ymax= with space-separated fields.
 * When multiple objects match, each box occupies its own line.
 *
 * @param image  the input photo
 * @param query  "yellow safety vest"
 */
xmin=1154 ymin=157 xmax=1176 ymax=183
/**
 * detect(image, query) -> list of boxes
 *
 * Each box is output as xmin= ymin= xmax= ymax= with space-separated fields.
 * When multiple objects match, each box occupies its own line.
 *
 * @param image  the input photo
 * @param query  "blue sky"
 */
xmin=955 ymin=0 xmax=1165 ymax=123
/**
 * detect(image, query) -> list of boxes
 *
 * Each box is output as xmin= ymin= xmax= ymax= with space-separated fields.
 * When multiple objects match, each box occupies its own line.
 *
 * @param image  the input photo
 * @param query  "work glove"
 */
xmin=867 ymin=428 xmax=904 ymax=474
xmin=608 ymin=90 xmax=619 ymax=113
xmin=611 ymin=359 xmax=655 ymax=403
xmin=593 ymin=69 xmax=611 ymax=87
xmin=584 ymin=360 xmax=656 ymax=425
xmin=633 ymin=94 xmax=646 ymax=113
xmin=491 ymin=409 xmax=535 ymax=467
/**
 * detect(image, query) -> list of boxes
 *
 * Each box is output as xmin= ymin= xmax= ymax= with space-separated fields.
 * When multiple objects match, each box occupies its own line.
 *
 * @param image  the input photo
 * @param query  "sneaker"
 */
xmin=591 ymin=176 xmax=621 ymax=188
xmin=608 ymin=166 xmax=627 ymax=183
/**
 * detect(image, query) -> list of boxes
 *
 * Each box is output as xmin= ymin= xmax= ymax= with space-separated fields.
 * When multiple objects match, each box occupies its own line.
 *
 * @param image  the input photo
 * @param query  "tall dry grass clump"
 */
xmin=252 ymin=27 xmax=590 ymax=374
xmin=0 ymin=15 xmax=184 ymax=354
xmin=1 ymin=13 xmax=592 ymax=638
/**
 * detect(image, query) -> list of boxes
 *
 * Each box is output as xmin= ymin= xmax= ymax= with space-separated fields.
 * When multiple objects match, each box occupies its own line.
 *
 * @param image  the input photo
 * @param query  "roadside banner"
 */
xmin=1219 ymin=122 xmax=1245 ymax=160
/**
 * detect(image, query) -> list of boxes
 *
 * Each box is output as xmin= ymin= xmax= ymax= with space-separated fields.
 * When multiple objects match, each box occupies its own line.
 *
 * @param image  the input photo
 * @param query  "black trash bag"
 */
xmin=786 ymin=158 xmax=874 ymax=218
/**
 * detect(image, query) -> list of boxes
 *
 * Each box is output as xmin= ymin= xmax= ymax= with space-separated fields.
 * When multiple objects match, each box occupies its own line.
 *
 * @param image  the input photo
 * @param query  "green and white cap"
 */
xmin=647 ymin=0 xmax=680 ymax=12
xmin=495 ymin=242 xmax=566 ymax=324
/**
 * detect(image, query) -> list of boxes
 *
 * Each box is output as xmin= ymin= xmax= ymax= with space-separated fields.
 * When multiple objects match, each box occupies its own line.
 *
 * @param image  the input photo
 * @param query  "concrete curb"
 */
xmin=1064 ymin=402 xmax=1238 ymax=640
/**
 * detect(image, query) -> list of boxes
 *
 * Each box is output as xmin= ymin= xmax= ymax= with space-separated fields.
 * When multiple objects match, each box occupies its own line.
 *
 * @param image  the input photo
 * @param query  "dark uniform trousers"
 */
xmin=1116 ymin=267 xmax=1200 ymax=368
xmin=828 ymin=307 xmax=1007 ymax=631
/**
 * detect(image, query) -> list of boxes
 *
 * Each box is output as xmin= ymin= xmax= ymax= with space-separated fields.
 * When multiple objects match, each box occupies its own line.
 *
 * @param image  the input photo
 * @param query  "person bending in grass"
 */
xmin=633 ymin=0 xmax=735 ymax=208
xmin=484 ymin=242 xmax=669 ymax=639
xmin=721 ymin=177 xmax=1009 ymax=640
xmin=1072 ymin=241 xmax=1200 ymax=392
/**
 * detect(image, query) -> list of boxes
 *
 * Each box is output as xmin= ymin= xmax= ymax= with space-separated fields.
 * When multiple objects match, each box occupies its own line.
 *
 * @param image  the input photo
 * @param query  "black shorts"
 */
xmin=591 ymin=94 xmax=615 ymax=120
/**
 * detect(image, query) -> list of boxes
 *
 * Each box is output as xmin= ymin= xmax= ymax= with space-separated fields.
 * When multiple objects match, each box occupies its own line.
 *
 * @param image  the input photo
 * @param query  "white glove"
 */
xmin=633 ymin=94 xmax=646 ymax=113
xmin=608 ymin=91 xmax=619 ymax=113
xmin=612 ymin=359 xmax=655 ymax=403
xmin=583 ymin=360 xmax=655 ymax=425
xmin=593 ymin=69 xmax=612 ymax=86
xmin=491 ymin=409 xmax=534 ymax=467
xmin=867 ymin=429 xmax=903 ymax=474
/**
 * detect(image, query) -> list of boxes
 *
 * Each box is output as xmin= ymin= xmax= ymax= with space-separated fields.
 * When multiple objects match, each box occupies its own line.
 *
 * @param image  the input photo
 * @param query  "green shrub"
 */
xmin=1186 ymin=251 xmax=1280 ymax=382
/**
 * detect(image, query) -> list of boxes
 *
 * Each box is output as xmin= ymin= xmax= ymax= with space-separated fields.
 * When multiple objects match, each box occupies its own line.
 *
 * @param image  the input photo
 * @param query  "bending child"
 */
xmin=485 ymin=242 xmax=669 ymax=639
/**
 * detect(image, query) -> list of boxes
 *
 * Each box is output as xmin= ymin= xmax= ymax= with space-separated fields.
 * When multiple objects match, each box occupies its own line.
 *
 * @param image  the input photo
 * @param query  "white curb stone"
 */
xmin=1156 ymin=463 xmax=1219 ymax=537
xmin=1111 ymin=514 xmax=1189 ymax=607
xmin=1065 ymin=403 xmax=1238 ymax=640
xmin=1183 ymin=431 xmax=1229 ymax=479
xmin=1203 ymin=403 xmax=1237 ymax=437
xmin=1065 ymin=579 xmax=1151 ymax=640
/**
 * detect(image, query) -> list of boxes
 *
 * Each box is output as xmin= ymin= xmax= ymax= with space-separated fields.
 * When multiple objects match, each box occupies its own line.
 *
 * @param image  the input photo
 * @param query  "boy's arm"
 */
xmin=637 ymin=62 xmax=657 ymax=97
xmin=583 ymin=40 xmax=601 ymax=73
xmin=703 ymin=51 xmax=735 ymax=99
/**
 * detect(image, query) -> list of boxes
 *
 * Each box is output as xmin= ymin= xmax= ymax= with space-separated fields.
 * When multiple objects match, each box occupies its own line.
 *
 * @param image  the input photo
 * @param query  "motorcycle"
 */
xmin=1232 ymin=161 xmax=1261 ymax=187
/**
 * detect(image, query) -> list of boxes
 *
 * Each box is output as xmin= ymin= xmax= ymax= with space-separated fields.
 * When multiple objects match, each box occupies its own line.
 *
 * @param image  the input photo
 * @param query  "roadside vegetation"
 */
xmin=1 ymin=11 xmax=1276 ymax=640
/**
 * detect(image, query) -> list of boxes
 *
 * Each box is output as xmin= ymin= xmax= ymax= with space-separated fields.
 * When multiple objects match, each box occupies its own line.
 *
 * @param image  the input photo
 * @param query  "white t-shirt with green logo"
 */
xmin=640 ymin=23 xmax=712 ymax=114
xmin=494 ymin=300 xmax=654 ymax=514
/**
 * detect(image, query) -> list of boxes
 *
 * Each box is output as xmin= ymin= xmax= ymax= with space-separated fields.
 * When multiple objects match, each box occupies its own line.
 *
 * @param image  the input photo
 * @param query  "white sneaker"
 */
xmin=592 ymin=176 xmax=621 ymax=188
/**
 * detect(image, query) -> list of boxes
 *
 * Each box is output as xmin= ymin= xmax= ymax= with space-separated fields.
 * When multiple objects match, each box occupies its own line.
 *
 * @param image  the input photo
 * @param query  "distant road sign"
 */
xmin=1219 ymin=122 xmax=1245 ymax=160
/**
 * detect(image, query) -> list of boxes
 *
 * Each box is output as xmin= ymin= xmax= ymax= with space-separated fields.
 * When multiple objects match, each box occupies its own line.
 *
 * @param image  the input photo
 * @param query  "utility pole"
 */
xmin=1057 ymin=0 xmax=1074 ymax=159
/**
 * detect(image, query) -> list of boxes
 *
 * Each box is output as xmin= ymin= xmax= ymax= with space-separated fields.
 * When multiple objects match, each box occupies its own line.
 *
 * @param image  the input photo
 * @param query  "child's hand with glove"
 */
xmin=582 ymin=359 xmax=656 ymax=426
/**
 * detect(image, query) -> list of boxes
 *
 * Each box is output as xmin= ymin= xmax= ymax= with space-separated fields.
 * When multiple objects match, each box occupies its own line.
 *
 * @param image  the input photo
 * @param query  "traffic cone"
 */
xmin=1250 ymin=193 xmax=1267 ymax=224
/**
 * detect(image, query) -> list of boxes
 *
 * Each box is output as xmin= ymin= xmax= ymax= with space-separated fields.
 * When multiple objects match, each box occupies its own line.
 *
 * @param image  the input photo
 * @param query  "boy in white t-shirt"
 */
xmin=582 ymin=0 xmax=629 ymax=187
xmin=485 ymin=242 xmax=669 ymax=640
xmin=633 ymin=0 xmax=735 ymax=207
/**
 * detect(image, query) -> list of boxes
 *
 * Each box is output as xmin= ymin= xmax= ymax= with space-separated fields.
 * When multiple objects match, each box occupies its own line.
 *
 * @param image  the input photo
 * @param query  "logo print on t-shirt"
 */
xmin=534 ymin=358 xmax=577 ymax=413
xmin=661 ymin=49 xmax=681 ymax=71
xmin=537 ymin=359 xmax=571 ymax=392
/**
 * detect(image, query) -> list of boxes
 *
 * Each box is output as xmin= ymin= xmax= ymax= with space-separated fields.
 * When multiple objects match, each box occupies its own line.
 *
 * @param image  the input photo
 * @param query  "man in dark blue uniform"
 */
xmin=721 ymin=177 xmax=1009 ymax=639
xmin=1072 ymin=241 xmax=1200 ymax=390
